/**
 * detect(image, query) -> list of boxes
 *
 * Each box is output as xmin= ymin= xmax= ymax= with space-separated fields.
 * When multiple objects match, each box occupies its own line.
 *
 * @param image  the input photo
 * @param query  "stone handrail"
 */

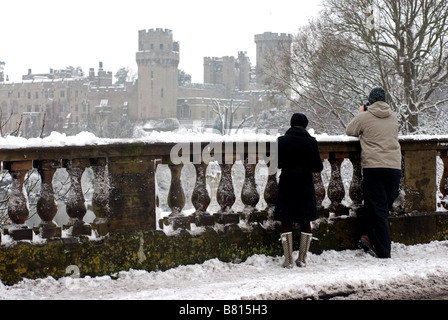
xmin=1 ymin=136 xmax=447 ymax=241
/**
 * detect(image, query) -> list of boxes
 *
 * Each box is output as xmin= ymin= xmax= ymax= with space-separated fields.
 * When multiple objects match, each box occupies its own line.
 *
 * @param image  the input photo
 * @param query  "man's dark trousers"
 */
xmin=361 ymin=168 xmax=401 ymax=257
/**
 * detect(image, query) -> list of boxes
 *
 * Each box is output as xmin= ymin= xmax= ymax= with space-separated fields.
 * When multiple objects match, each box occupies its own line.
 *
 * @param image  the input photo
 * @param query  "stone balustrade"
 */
xmin=0 ymin=136 xmax=447 ymax=242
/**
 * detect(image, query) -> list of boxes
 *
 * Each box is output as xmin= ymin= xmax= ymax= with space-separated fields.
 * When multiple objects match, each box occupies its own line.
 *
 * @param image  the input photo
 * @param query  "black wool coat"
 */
xmin=273 ymin=126 xmax=323 ymax=225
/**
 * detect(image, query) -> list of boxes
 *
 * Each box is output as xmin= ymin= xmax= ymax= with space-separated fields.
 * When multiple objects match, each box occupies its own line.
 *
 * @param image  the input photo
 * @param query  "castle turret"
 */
xmin=135 ymin=28 xmax=179 ymax=120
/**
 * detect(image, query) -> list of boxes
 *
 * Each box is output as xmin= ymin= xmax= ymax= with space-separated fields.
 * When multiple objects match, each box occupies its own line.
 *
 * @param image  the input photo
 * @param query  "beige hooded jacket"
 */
xmin=346 ymin=101 xmax=401 ymax=170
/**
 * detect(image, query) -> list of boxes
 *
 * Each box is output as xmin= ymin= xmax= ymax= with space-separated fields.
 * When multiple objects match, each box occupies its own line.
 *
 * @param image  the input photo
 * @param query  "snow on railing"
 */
xmin=0 ymin=131 xmax=447 ymax=242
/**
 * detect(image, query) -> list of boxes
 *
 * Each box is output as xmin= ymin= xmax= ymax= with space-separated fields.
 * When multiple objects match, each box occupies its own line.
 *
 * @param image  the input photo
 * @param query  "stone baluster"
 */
xmin=4 ymin=161 xmax=33 ymax=240
xmin=313 ymin=171 xmax=328 ymax=218
xmin=327 ymin=152 xmax=349 ymax=216
xmin=167 ymin=163 xmax=186 ymax=215
xmin=89 ymin=158 xmax=109 ymax=235
xmin=263 ymin=172 xmax=278 ymax=217
xmin=166 ymin=161 xmax=190 ymax=229
xmin=348 ymin=152 xmax=363 ymax=212
xmin=191 ymin=162 xmax=214 ymax=226
xmin=63 ymin=158 xmax=92 ymax=236
xmin=440 ymin=150 xmax=448 ymax=210
xmin=34 ymin=160 xmax=62 ymax=238
xmin=217 ymin=163 xmax=235 ymax=213
xmin=241 ymin=156 xmax=260 ymax=214
xmin=215 ymin=163 xmax=239 ymax=224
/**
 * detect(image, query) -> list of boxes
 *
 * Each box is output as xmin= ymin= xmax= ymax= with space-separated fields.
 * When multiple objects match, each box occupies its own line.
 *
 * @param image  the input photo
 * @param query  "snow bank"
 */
xmin=1 ymin=240 xmax=447 ymax=300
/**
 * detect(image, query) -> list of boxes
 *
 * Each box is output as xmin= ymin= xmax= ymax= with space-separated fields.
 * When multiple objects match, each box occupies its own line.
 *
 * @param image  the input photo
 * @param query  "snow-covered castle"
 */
xmin=0 ymin=29 xmax=292 ymax=137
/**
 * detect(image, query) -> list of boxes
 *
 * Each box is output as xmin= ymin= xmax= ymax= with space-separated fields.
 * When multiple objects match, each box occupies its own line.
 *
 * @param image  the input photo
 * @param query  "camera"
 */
xmin=363 ymin=102 xmax=370 ymax=111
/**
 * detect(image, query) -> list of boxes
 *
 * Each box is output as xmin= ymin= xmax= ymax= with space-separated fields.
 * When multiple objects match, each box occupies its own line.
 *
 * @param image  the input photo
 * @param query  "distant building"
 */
xmin=0 ymin=29 xmax=293 ymax=137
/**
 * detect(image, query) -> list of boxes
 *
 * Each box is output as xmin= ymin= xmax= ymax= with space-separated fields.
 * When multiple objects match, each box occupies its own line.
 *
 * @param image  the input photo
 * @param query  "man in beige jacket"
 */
xmin=346 ymin=87 xmax=402 ymax=258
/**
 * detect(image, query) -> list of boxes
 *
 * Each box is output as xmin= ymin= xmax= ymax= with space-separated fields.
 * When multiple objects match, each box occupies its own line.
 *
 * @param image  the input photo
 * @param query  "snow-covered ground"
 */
xmin=1 ymin=240 xmax=448 ymax=300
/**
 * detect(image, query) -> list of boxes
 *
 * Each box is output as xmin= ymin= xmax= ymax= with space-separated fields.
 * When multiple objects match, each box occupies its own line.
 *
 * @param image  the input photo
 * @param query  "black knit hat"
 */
xmin=290 ymin=113 xmax=308 ymax=128
xmin=368 ymin=87 xmax=386 ymax=104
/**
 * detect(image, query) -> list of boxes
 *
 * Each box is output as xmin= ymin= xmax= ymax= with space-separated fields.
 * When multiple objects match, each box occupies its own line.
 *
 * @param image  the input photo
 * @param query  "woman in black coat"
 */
xmin=274 ymin=113 xmax=323 ymax=268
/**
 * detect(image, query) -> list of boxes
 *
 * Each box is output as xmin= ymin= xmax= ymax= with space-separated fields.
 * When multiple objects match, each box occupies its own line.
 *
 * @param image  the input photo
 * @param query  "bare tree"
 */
xmin=264 ymin=0 xmax=448 ymax=134
xmin=211 ymin=99 xmax=253 ymax=135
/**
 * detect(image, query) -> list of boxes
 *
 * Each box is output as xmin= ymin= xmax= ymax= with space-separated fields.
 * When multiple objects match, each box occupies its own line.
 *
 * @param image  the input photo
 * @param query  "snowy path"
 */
xmin=1 ymin=241 xmax=448 ymax=300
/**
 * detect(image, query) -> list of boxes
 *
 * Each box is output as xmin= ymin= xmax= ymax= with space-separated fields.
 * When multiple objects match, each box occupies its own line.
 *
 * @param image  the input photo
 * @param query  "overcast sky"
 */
xmin=2 ymin=0 xmax=323 ymax=83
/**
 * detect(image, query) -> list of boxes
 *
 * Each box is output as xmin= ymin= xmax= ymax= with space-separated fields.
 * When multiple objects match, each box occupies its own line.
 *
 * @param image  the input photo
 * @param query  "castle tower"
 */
xmin=237 ymin=51 xmax=250 ymax=91
xmin=254 ymin=32 xmax=293 ymax=85
xmin=203 ymin=52 xmax=250 ymax=95
xmin=135 ymin=28 xmax=179 ymax=120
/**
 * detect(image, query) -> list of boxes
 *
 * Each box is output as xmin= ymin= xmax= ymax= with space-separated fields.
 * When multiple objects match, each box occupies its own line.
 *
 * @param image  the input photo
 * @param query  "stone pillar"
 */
xmin=403 ymin=150 xmax=437 ymax=212
xmin=440 ymin=150 xmax=448 ymax=210
xmin=107 ymin=156 xmax=156 ymax=233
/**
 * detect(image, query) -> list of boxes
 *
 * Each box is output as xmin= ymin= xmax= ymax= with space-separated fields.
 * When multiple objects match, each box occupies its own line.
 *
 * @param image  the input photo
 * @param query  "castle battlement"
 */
xmin=138 ymin=28 xmax=179 ymax=52
xmin=139 ymin=28 xmax=173 ymax=35
xmin=254 ymin=31 xmax=293 ymax=42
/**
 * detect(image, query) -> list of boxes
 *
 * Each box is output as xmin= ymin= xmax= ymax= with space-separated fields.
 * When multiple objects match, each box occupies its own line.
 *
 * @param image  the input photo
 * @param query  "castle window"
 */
xmin=160 ymin=44 xmax=163 ymax=50
xmin=161 ymin=88 xmax=164 ymax=97
xmin=12 ymin=103 xmax=19 ymax=114
xmin=35 ymin=92 xmax=39 ymax=99
xmin=150 ymin=44 xmax=154 ymax=50
xmin=180 ymin=104 xmax=190 ymax=119
xmin=28 ymin=92 xmax=31 ymax=99
xmin=60 ymin=90 xmax=65 ymax=98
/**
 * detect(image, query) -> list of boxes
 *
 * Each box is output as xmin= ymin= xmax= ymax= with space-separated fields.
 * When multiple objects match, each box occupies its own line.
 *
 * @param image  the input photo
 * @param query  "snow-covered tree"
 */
xmin=178 ymin=70 xmax=192 ymax=86
xmin=66 ymin=66 xmax=84 ymax=77
xmin=211 ymin=99 xmax=253 ymax=135
xmin=114 ymin=68 xmax=129 ymax=85
xmin=263 ymin=0 xmax=448 ymax=134
xmin=257 ymin=106 xmax=292 ymax=134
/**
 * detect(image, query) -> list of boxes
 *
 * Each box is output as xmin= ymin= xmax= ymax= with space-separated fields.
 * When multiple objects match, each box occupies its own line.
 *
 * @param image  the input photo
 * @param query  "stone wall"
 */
xmin=0 ymin=136 xmax=447 ymax=285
